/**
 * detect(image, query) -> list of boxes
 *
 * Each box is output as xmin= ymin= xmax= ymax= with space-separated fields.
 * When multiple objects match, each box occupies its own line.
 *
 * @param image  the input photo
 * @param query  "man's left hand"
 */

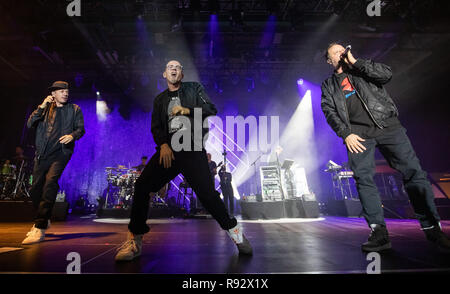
xmin=171 ymin=105 xmax=190 ymax=116
xmin=59 ymin=135 xmax=74 ymax=144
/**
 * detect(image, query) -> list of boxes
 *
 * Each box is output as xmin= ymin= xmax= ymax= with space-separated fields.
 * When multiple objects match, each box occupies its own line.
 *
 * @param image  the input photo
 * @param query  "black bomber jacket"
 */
xmin=27 ymin=102 xmax=85 ymax=158
xmin=321 ymin=59 xmax=399 ymax=141
xmin=151 ymin=81 xmax=217 ymax=149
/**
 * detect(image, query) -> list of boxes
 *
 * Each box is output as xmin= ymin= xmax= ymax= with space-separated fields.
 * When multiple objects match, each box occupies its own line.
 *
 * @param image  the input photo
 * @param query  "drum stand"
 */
xmin=177 ymin=184 xmax=191 ymax=210
xmin=154 ymin=194 xmax=167 ymax=204
xmin=11 ymin=161 xmax=30 ymax=199
xmin=0 ymin=177 xmax=10 ymax=199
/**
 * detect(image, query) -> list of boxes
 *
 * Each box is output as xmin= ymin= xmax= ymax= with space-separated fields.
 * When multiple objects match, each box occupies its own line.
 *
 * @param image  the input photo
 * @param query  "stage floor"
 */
xmin=0 ymin=215 xmax=449 ymax=274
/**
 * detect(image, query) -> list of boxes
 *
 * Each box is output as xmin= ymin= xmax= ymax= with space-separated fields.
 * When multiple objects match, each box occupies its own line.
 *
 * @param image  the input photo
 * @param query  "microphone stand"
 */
xmin=275 ymin=152 xmax=285 ymax=200
xmin=250 ymin=154 xmax=263 ymax=196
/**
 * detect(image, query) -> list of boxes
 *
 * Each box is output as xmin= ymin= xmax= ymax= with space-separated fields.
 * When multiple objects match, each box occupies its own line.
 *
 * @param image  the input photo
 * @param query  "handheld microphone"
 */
xmin=341 ymin=45 xmax=352 ymax=59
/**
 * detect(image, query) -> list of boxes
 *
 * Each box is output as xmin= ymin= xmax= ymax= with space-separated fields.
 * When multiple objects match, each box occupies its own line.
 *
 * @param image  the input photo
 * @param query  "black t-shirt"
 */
xmin=43 ymin=107 xmax=64 ymax=157
xmin=167 ymin=90 xmax=186 ymax=134
xmin=336 ymin=72 xmax=400 ymax=138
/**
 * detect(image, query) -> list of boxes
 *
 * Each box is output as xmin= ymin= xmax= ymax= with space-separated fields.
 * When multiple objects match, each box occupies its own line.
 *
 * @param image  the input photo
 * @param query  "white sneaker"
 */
xmin=115 ymin=232 xmax=143 ymax=261
xmin=227 ymin=223 xmax=253 ymax=255
xmin=228 ymin=223 xmax=243 ymax=243
xmin=22 ymin=226 xmax=46 ymax=245
xmin=25 ymin=220 xmax=51 ymax=237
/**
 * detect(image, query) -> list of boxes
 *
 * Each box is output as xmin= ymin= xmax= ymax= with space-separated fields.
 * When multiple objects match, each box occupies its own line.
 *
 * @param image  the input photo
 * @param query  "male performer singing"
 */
xmin=115 ymin=60 xmax=252 ymax=261
xmin=321 ymin=42 xmax=450 ymax=252
xmin=22 ymin=81 xmax=85 ymax=245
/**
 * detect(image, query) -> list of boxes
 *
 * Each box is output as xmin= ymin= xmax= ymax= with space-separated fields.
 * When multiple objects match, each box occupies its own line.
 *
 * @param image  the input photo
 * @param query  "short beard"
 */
xmin=168 ymin=78 xmax=181 ymax=85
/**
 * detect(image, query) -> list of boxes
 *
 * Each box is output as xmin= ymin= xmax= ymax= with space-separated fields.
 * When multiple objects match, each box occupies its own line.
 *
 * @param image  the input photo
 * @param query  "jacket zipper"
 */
xmin=342 ymin=93 xmax=352 ymax=132
xmin=348 ymin=76 xmax=384 ymax=129
xmin=40 ymin=106 xmax=52 ymax=159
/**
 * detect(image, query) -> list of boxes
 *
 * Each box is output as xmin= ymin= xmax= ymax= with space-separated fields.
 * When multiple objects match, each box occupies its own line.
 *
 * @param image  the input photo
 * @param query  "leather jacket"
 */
xmin=321 ymin=59 xmax=399 ymax=141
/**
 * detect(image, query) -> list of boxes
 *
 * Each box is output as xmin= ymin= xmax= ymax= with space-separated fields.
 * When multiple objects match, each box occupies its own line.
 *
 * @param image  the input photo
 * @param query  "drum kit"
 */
xmin=0 ymin=159 xmax=32 ymax=200
xmin=104 ymin=165 xmax=139 ymax=209
xmin=103 ymin=164 xmax=172 ymax=210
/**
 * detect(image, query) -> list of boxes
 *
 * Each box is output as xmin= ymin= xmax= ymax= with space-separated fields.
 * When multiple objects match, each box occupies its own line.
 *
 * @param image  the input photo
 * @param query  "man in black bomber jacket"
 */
xmin=22 ymin=81 xmax=85 ymax=245
xmin=321 ymin=42 xmax=450 ymax=253
xmin=115 ymin=60 xmax=252 ymax=261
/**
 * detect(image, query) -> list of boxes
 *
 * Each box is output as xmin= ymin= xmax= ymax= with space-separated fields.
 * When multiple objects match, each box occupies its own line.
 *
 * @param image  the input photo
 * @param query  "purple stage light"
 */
xmin=209 ymin=13 xmax=219 ymax=58
xmin=246 ymin=77 xmax=255 ymax=92
xmin=260 ymin=14 xmax=277 ymax=48
xmin=214 ymin=80 xmax=223 ymax=93
xmin=60 ymin=99 xmax=156 ymax=204
xmin=297 ymin=78 xmax=308 ymax=98
xmin=231 ymin=73 xmax=240 ymax=86
xmin=135 ymin=16 xmax=152 ymax=52
xmin=74 ymin=73 xmax=83 ymax=88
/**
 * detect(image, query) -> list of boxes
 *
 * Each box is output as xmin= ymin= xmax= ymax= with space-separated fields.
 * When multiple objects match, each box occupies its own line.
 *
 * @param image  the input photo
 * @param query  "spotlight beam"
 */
xmin=210 ymin=121 xmax=247 ymax=153
xmin=207 ymin=130 xmax=249 ymax=168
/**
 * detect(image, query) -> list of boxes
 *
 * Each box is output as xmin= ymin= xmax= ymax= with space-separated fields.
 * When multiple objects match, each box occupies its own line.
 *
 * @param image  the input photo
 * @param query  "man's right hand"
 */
xmin=345 ymin=134 xmax=367 ymax=153
xmin=342 ymin=50 xmax=357 ymax=66
xmin=159 ymin=143 xmax=175 ymax=168
xmin=39 ymin=95 xmax=54 ymax=109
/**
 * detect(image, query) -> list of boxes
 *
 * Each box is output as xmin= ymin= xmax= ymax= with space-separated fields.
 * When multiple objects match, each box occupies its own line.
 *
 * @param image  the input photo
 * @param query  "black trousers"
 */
xmin=129 ymin=149 xmax=237 ymax=234
xmin=221 ymin=184 xmax=235 ymax=216
xmin=348 ymin=127 xmax=441 ymax=229
xmin=30 ymin=151 xmax=71 ymax=229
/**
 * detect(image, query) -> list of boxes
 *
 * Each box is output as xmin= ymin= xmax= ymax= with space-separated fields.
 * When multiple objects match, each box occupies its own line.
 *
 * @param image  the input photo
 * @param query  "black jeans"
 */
xmin=348 ymin=127 xmax=441 ymax=229
xmin=221 ymin=184 xmax=234 ymax=216
xmin=30 ymin=151 xmax=71 ymax=229
xmin=129 ymin=149 xmax=237 ymax=234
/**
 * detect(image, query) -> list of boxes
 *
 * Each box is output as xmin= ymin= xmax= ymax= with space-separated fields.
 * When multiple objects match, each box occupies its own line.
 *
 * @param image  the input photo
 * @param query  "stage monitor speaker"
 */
xmin=240 ymin=201 xmax=284 ymax=220
xmin=51 ymin=202 xmax=69 ymax=221
xmin=285 ymin=199 xmax=320 ymax=218
xmin=328 ymin=199 xmax=362 ymax=217
xmin=148 ymin=205 xmax=171 ymax=218
xmin=0 ymin=201 xmax=68 ymax=222
xmin=301 ymin=200 xmax=320 ymax=218
xmin=285 ymin=199 xmax=303 ymax=218
xmin=0 ymin=201 xmax=34 ymax=222
xmin=97 ymin=207 xmax=131 ymax=218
